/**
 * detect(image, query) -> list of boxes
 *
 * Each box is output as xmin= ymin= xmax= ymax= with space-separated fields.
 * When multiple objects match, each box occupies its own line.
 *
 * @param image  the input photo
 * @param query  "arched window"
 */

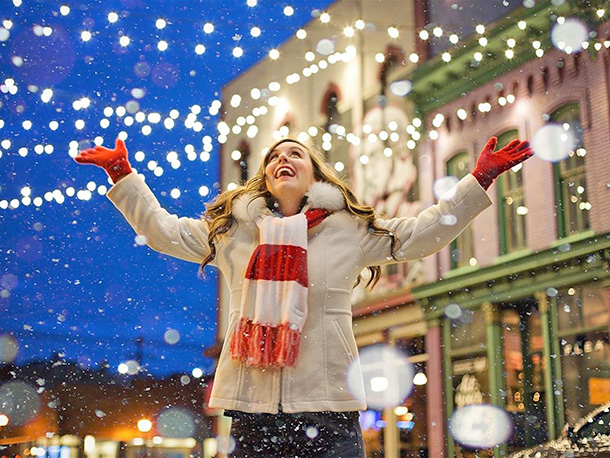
xmin=557 ymin=60 xmax=565 ymax=84
xmin=320 ymin=83 xmax=342 ymax=135
xmin=235 ymin=140 xmax=251 ymax=184
xmin=527 ymin=75 xmax=535 ymax=96
xmin=324 ymin=92 xmax=340 ymax=133
xmin=551 ymin=103 xmax=589 ymax=236
xmin=541 ymin=67 xmax=549 ymax=92
xmin=446 ymin=152 xmax=474 ymax=268
xmin=379 ymin=45 xmax=406 ymax=95
xmin=496 ymin=130 xmax=527 ymax=254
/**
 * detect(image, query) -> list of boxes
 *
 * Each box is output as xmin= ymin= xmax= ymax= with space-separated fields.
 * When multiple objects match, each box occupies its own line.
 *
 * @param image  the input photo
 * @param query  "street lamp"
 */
xmin=137 ymin=419 xmax=153 ymax=457
xmin=137 ymin=419 xmax=152 ymax=433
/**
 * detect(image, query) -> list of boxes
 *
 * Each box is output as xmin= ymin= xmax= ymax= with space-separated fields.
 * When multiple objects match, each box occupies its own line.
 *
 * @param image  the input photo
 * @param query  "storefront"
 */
xmin=414 ymin=235 xmax=610 ymax=457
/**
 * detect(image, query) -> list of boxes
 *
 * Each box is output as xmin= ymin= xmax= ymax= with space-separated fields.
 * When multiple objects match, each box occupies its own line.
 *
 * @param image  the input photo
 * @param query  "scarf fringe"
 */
xmin=230 ymin=318 xmax=301 ymax=368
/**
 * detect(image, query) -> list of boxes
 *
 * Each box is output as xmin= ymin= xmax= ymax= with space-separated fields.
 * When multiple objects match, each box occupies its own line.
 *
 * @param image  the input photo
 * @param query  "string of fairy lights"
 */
xmin=1 ymin=3 xmax=608 ymax=211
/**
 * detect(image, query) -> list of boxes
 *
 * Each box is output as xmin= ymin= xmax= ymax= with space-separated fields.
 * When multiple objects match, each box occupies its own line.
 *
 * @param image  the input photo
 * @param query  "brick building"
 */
xmin=214 ymin=0 xmax=610 ymax=456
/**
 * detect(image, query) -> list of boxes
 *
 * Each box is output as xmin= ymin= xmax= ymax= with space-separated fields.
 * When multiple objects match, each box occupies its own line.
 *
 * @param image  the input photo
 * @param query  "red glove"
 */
xmin=471 ymin=137 xmax=533 ymax=190
xmin=74 ymin=138 xmax=132 ymax=183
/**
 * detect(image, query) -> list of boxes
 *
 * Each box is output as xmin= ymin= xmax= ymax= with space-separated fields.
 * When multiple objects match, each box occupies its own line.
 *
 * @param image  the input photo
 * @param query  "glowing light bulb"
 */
xmin=233 ymin=46 xmax=243 ymax=57
xmin=108 ymin=12 xmax=118 ymax=23
xmin=250 ymin=26 xmax=261 ymax=37
xmin=203 ymin=22 xmax=214 ymax=34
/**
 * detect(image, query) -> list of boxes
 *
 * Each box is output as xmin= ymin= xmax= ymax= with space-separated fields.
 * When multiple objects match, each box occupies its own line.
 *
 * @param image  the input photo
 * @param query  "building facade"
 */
xmin=216 ymin=1 xmax=610 ymax=457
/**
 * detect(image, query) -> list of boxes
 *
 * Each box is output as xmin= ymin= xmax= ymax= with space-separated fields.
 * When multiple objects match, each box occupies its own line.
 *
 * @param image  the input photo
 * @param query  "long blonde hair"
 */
xmin=199 ymin=138 xmax=399 ymax=289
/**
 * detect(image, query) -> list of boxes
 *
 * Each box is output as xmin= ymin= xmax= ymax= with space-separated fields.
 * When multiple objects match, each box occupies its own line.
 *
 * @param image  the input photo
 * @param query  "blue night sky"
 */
xmin=0 ymin=0 xmax=333 ymax=376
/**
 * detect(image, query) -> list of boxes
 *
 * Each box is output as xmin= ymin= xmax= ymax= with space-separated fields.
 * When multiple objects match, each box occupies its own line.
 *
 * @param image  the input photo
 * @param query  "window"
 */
xmin=446 ymin=152 xmax=474 ymax=268
xmin=395 ymin=336 xmax=427 ymax=455
xmin=324 ymin=91 xmax=340 ymax=134
xmin=556 ymin=287 xmax=610 ymax=423
xmin=235 ymin=140 xmax=251 ymax=184
xmin=496 ymin=130 xmax=527 ymax=254
xmin=551 ymin=103 xmax=589 ymax=237
xmin=501 ymin=302 xmax=548 ymax=448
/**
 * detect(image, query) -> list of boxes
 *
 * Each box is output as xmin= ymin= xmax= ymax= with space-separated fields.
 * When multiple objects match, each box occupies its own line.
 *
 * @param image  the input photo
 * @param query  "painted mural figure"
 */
xmin=75 ymin=135 xmax=531 ymax=457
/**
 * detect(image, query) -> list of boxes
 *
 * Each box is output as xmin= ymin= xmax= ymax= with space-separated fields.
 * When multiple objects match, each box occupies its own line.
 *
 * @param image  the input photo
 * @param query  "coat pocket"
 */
xmin=333 ymin=318 xmax=355 ymax=361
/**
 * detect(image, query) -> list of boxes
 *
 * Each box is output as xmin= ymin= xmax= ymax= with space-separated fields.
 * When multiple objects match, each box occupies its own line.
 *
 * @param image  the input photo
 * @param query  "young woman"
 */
xmin=75 ymin=136 xmax=531 ymax=457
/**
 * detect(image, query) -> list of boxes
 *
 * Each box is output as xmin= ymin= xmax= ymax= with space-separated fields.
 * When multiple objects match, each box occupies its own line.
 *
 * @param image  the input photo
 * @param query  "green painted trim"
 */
xmin=442 ymin=319 xmax=455 ymax=458
xmin=540 ymin=305 xmax=557 ymax=440
xmin=487 ymin=319 xmax=505 ymax=406
xmin=549 ymin=296 xmax=565 ymax=433
xmin=557 ymin=323 xmax=608 ymax=339
xmin=407 ymin=1 xmax=606 ymax=115
xmin=442 ymin=264 xmax=480 ymax=279
xmin=448 ymin=344 xmax=486 ymax=358
xmin=425 ymin=267 xmax=608 ymax=320
xmin=492 ymin=248 xmax=532 ymax=266
xmin=553 ymin=162 xmax=567 ymax=239
xmin=486 ymin=315 xmax=508 ymax=457
xmin=414 ymin=233 xmax=610 ymax=303
xmin=550 ymin=229 xmax=597 ymax=248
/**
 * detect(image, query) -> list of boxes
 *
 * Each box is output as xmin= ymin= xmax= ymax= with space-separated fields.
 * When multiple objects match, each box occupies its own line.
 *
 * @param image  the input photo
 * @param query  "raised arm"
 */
xmin=74 ymin=139 xmax=212 ymax=264
xmin=359 ymin=137 xmax=532 ymax=266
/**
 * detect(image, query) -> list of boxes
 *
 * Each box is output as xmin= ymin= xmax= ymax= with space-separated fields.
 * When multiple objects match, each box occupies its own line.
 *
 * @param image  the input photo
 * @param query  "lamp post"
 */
xmin=137 ymin=418 xmax=153 ymax=457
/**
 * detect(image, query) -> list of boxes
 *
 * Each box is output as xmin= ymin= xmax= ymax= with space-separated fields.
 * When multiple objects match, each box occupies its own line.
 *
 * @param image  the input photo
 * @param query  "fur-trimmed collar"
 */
xmin=232 ymin=181 xmax=345 ymax=222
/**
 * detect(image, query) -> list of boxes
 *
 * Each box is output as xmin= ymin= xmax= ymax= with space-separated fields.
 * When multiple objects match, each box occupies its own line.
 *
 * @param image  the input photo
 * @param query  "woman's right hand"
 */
xmin=74 ymin=138 xmax=132 ymax=183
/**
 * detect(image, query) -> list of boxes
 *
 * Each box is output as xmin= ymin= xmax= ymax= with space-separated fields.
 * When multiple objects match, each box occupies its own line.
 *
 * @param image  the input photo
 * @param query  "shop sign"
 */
xmin=561 ymin=339 xmax=605 ymax=357
xmin=589 ymin=378 xmax=610 ymax=405
xmin=452 ymin=356 xmax=487 ymax=375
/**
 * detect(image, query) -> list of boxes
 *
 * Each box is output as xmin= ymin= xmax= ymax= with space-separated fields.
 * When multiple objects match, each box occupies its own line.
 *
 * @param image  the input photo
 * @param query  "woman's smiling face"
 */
xmin=264 ymin=141 xmax=315 ymax=201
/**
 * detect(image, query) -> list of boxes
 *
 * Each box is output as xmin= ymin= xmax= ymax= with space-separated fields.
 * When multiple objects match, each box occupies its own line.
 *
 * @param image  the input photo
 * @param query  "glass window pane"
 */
xmin=450 ymin=309 xmax=486 ymax=350
xmin=447 ymin=153 xmax=474 ymax=268
xmin=560 ymin=331 xmax=610 ymax=423
xmin=552 ymin=104 xmax=589 ymax=236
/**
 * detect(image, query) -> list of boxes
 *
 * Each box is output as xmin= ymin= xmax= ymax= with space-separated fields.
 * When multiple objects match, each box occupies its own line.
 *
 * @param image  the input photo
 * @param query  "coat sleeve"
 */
xmin=106 ymin=173 xmax=213 ymax=265
xmin=357 ymin=174 xmax=492 ymax=267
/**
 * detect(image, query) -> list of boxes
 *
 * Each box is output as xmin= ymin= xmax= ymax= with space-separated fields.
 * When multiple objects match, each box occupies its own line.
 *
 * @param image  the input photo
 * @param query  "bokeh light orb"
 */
xmin=445 ymin=302 xmax=463 ymax=319
xmin=347 ymin=345 xmax=414 ymax=410
xmin=449 ymin=404 xmax=513 ymax=449
xmin=0 ymin=335 xmax=19 ymax=363
xmin=164 ymin=329 xmax=180 ymax=345
xmin=433 ymin=176 xmax=459 ymax=200
xmin=389 ymin=80 xmax=412 ymax=96
xmin=531 ymin=123 xmax=576 ymax=162
xmin=157 ymin=407 xmax=196 ymax=437
xmin=315 ymin=39 xmax=334 ymax=55
xmin=551 ymin=18 xmax=588 ymax=53
xmin=0 ymin=380 xmax=41 ymax=425
xmin=11 ymin=25 xmax=75 ymax=85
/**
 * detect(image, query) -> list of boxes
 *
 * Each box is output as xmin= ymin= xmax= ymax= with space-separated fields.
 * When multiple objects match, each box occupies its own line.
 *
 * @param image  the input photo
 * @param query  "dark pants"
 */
xmin=225 ymin=410 xmax=365 ymax=458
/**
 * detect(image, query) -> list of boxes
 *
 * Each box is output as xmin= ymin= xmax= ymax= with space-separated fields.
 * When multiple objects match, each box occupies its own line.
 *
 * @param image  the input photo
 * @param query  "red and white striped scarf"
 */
xmin=229 ymin=207 xmax=330 ymax=368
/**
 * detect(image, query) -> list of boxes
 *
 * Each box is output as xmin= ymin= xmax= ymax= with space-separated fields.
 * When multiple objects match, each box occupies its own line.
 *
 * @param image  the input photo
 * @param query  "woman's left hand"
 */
xmin=471 ymin=137 xmax=533 ymax=190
